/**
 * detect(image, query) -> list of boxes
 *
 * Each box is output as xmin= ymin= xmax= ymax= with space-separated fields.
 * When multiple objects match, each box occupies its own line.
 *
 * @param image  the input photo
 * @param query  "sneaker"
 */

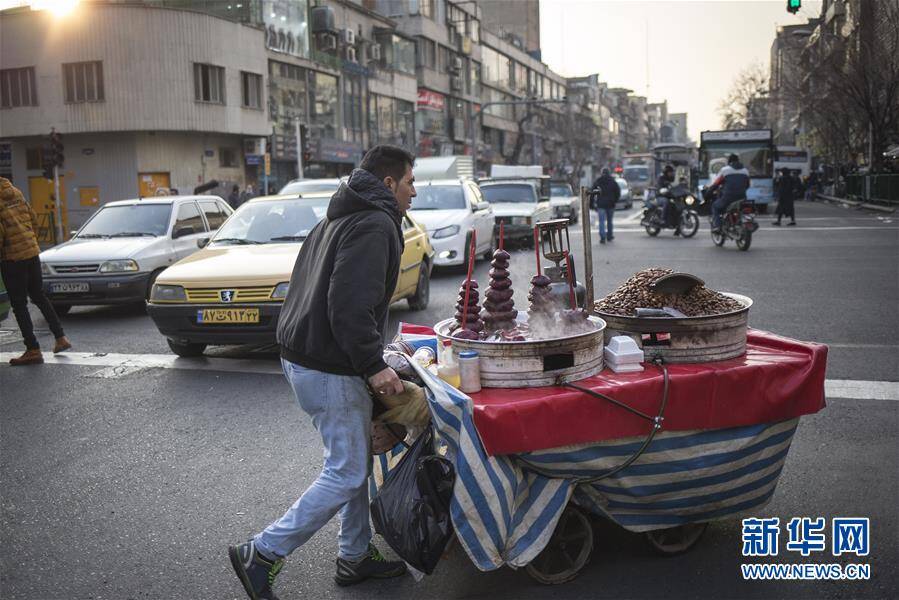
xmin=9 ymin=349 xmax=43 ymax=366
xmin=228 ymin=540 xmax=283 ymax=600
xmin=334 ymin=544 xmax=407 ymax=587
xmin=53 ymin=336 xmax=72 ymax=353
xmin=608 ymin=235 xmax=615 ymax=241
xmin=788 ymin=221 xmax=796 ymax=226
xmin=599 ymin=238 xmax=606 ymax=244
xmin=772 ymin=221 xmax=781 ymax=226
xmin=673 ymin=229 xmax=681 ymax=236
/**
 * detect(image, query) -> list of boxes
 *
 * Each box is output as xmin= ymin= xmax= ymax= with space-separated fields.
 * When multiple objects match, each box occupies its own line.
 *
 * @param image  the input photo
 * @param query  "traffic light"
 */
xmin=300 ymin=124 xmax=311 ymax=163
xmin=50 ymin=129 xmax=64 ymax=169
xmin=41 ymin=146 xmax=55 ymax=180
xmin=786 ymin=0 xmax=801 ymax=14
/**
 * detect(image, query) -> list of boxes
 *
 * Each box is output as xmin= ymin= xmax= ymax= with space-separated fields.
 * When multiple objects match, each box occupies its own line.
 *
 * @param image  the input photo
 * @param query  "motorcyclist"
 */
xmin=708 ymin=154 xmax=750 ymax=233
xmin=655 ymin=164 xmax=679 ymax=234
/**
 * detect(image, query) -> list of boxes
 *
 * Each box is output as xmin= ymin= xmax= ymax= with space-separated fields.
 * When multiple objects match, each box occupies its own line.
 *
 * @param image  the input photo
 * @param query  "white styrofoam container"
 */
xmin=604 ymin=335 xmax=645 ymax=366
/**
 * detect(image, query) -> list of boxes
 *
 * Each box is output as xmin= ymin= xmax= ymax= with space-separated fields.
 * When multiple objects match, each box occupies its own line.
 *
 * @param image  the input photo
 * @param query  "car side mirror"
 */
xmin=476 ymin=201 xmax=490 ymax=212
xmin=197 ymin=237 xmax=210 ymax=248
xmin=173 ymin=225 xmax=195 ymax=239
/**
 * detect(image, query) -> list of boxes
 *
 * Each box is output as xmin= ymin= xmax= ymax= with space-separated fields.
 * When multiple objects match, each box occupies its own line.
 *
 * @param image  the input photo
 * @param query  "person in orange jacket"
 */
xmin=0 ymin=177 xmax=71 ymax=365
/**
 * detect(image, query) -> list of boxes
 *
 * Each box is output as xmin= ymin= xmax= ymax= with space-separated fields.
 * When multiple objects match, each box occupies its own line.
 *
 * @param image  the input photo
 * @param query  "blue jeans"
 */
xmin=597 ymin=207 xmax=614 ymax=240
xmin=711 ymin=196 xmax=731 ymax=229
xmin=254 ymin=359 xmax=373 ymax=561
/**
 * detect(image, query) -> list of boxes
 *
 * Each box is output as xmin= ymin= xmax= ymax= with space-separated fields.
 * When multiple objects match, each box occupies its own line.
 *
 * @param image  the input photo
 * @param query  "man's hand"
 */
xmin=368 ymin=366 xmax=404 ymax=397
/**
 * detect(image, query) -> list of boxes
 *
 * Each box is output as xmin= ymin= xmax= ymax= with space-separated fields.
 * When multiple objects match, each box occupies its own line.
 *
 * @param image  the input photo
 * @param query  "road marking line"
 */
xmin=825 ymin=379 xmax=899 ymax=401
xmin=3 ymin=351 xmax=896 ymax=399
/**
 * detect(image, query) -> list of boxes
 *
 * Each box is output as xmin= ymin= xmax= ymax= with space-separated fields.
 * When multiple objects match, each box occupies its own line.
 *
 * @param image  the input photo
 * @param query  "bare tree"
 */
xmin=717 ymin=62 xmax=769 ymax=129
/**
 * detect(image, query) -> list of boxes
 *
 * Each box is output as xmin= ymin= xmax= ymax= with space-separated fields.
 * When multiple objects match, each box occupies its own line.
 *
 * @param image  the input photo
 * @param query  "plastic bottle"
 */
xmin=437 ymin=341 xmax=461 ymax=388
xmin=458 ymin=350 xmax=482 ymax=393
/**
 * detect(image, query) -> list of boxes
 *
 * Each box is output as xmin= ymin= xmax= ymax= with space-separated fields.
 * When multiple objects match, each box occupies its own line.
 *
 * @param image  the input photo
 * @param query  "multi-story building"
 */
xmin=668 ymin=112 xmax=689 ymax=144
xmin=0 ymin=2 xmax=268 ymax=232
xmin=646 ymin=101 xmax=668 ymax=147
xmin=768 ymin=21 xmax=816 ymax=145
xmin=369 ymin=0 xmax=483 ymax=159
xmin=477 ymin=0 xmax=541 ymax=57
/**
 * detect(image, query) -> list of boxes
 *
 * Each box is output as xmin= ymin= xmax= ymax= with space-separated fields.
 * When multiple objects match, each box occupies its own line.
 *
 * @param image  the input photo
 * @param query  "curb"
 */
xmin=816 ymin=194 xmax=896 ymax=214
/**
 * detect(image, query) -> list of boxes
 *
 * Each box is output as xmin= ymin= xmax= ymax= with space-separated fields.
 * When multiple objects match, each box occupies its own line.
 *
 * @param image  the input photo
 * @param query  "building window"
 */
xmin=343 ymin=74 xmax=365 ymax=144
xmin=241 ymin=71 xmax=262 ymax=109
xmin=1 ymin=67 xmax=38 ymax=108
xmin=63 ymin=61 xmax=104 ymax=103
xmin=194 ymin=63 xmax=225 ymax=104
xmin=411 ymin=0 xmax=435 ymax=19
xmin=219 ymin=147 xmax=239 ymax=168
xmin=416 ymin=37 xmax=436 ymax=69
xmin=310 ymin=72 xmax=338 ymax=138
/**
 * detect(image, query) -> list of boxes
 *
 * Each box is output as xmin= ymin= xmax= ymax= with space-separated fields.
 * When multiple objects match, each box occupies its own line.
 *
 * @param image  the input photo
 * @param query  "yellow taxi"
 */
xmin=147 ymin=192 xmax=433 ymax=356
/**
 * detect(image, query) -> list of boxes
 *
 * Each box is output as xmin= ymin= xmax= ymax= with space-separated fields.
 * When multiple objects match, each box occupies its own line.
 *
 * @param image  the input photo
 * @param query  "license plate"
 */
xmin=50 ymin=282 xmax=89 ymax=293
xmin=196 ymin=308 xmax=260 ymax=324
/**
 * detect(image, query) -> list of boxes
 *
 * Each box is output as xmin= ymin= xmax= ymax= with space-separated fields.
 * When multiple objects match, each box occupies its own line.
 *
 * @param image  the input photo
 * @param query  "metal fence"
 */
xmin=844 ymin=174 xmax=899 ymax=204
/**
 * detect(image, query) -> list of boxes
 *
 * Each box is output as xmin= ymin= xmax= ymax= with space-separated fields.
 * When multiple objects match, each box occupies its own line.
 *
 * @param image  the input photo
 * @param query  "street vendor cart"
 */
xmin=371 ymin=190 xmax=828 ymax=585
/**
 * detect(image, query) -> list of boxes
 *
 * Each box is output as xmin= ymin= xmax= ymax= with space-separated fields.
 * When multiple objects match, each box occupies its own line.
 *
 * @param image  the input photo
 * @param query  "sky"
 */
xmin=540 ymin=0 xmax=823 ymax=140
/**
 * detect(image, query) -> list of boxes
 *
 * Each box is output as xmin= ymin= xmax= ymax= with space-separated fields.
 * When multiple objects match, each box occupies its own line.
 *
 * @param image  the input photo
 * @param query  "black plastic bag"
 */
xmin=370 ymin=427 xmax=455 ymax=575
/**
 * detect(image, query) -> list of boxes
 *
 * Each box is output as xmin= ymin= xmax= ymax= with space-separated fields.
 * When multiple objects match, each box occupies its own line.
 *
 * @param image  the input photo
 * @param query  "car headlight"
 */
xmin=271 ymin=282 xmax=290 ymax=299
xmin=511 ymin=217 xmax=530 ymax=225
xmin=685 ymin=195 xmax=696 ymax=206
xmin=99 ymin=259 xmax=139 ymax=273
xmin=41 ymin=261 xmax=52 ymax=276
xmin=431 ymin=225 xmax=460 ymax=239
xmin=150 ymin=284 xmax=186 ymax=302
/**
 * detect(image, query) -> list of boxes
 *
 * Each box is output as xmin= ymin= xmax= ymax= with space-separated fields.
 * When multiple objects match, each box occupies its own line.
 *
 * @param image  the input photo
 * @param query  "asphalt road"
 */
xmin=1 ymin=199 xmax=897 ymax=599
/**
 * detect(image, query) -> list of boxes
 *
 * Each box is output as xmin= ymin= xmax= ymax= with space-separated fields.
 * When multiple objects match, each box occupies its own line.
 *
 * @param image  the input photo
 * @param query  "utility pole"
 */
xmin=295 ymin=118 xmax=305 ymax=179
xmin=49 ymin=128 xmax=65 ymax=244
xmin=53 ymin=164 xmax=63 ymax=244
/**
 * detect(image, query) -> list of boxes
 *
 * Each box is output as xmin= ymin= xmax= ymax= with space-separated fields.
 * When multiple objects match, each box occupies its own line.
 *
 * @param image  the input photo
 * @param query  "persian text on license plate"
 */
xmin=50 ymin=282 xmax=89 ymax=293
xmin=196 ymin=308 xmax=260 ymax=324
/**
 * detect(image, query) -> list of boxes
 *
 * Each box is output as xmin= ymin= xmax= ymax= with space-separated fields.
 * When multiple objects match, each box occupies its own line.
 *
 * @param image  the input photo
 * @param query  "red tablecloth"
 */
xmin=463 ymin=330 xmax=827 ymax=455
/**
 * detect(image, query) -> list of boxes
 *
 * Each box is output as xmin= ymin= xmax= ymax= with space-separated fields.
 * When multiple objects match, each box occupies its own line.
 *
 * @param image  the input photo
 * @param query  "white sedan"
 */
xmin=408 ymin=179 xmax=495 ymax=267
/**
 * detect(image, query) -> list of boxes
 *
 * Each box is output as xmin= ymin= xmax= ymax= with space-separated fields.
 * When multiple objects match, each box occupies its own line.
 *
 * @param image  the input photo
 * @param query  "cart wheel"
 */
xmin=644 ymin=522 xmax=709 ymax=556
xmin=525 ymin=506 xmax=594 ymax=585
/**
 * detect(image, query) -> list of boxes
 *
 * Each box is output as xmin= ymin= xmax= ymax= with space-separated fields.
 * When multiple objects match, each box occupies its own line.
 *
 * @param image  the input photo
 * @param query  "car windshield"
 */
xmin=481 ymin=184 xmax=537 ymax=204
xmin=550 ymin=184 xmax=573 ymax=197
xmin=211 ymin=197 xmax=330 ymax=244
xmin=700 ymin=144 xmax=773 ymax=178
xmin=77 ymin=204 xmax=172 ymax=237
xmin=623 ymin=167 xmax=649 ymax=182
xmin=410 ymin=185 xmax=466 ymax=210
xmin=278 ymin=180 xmax=340 ymax=195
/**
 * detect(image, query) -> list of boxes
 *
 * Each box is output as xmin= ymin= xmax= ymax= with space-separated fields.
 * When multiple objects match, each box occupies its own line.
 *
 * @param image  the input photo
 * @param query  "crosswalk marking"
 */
xmin=3 ymin=350 xmax=895 ymax=400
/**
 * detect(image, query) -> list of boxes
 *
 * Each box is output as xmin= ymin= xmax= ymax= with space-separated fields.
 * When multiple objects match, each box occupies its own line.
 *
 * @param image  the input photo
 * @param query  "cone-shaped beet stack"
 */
xmin=482 ymin=249 xmax=518 ymax=331
xmin=452 ymin=279 xmax=483 ymax=340
xmin=528 ymin=274 xmax=555 ymax=326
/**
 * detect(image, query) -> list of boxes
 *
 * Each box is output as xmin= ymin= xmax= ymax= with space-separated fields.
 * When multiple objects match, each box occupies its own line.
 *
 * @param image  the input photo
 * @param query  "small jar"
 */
xmin=411 ymin=346 xmax=437 ymax=368
xmin=457 ymin=350 xmax=482 ymax=394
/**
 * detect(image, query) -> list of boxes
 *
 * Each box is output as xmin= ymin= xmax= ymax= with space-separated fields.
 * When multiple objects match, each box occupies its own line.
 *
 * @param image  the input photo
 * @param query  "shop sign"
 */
xmin=317 ymin=138 xmax=362 ymax=164
xmin=417 ymin=89 xmax=445 ymax=111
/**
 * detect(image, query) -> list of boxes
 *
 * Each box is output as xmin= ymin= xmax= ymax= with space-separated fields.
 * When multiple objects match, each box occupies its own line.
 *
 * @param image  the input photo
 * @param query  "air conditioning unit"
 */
xmin=451 ymin=56 xmax=464 ymax=72
xmin=342 ymin=28 xmax=355 ymax=45
xmin=318 ymin=34 xmax=337 ymax=52
xmin=346 ymin=46 xmax=358 ymax=63
xmin=450 ymin=75 xmax=463 ymax=91
xmin=369 ymin=43 xmax=382 ymax=62
xmin=310 ymin=5 xmax=335 ymax=34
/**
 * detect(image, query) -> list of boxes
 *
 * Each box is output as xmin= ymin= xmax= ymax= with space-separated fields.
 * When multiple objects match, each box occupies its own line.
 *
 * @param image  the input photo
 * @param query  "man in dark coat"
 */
xmin=774 ymin=167 xmax=797 ymax=226
xmin=229 ymin=146 xmax=415 ymax=598
xmin=591 ymin=167 xmax=620 ymax=243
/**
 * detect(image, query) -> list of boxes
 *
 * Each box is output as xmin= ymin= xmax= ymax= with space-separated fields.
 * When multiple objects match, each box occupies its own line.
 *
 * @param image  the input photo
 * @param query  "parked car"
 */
xmin=615 ymin=177 xmax=633 ymax=210
xmin=549 ymin=181 xmax=579 ymax=223
xmin=408 ymin=179 xmax=494 ymax=268
xmin=0 ymin=272 xmax=9 ymax=323
xmin=479 ymin=179 xmax=553 ymax=248
xmin=147 ymin=193 xmax=434 ymax=357
xmin=278 ymin=178 xmax=343 ymax=195
xmin=38 ymin=195 xmax=232 ymax=314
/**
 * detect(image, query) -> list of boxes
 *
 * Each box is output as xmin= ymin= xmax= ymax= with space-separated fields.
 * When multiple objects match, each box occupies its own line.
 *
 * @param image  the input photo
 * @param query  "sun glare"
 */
xmin=30 ymin=0 xmax=80 ymax=18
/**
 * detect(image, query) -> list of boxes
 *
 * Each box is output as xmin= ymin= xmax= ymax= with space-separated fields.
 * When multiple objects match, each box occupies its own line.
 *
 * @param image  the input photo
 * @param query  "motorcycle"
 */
xmin=704 ymin=188 xmax=759 ymax=251
xmin=641 ymin=184 xmax=701 ymax=238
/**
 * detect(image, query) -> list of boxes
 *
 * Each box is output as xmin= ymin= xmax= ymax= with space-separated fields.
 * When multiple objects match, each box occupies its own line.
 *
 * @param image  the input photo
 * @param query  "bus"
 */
xmin=698 ymin=129 xmax=775 ymax=209
xmin=774 ymin=146 xmax=811 ymax=178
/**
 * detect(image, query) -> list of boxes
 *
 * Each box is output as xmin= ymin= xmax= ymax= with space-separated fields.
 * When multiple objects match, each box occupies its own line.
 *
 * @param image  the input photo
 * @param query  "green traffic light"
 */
xmin=787 ymin=0 xmax=801 ymax=13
